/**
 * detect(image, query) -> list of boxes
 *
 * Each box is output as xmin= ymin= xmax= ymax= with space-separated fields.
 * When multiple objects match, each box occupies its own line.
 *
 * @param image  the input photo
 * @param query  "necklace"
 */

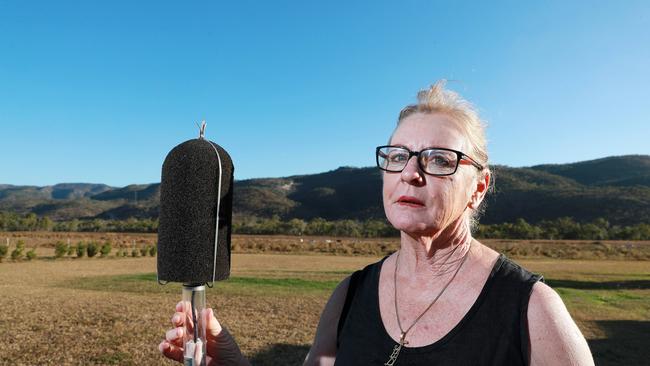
xmin=384 ymin=244 xmax=471 ymax=366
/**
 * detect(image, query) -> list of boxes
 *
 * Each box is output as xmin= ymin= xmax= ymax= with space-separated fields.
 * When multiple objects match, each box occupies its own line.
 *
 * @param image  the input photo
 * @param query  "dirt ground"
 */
xmin=0 ymin=254 xmax=377 ymax=365
xmin=0 ymin=234 xmax=648 ymax=365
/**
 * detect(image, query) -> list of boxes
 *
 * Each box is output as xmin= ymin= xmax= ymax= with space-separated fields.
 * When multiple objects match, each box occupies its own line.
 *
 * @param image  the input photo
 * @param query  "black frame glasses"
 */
xmin=376 ymin=145 xmax=484 ymax=176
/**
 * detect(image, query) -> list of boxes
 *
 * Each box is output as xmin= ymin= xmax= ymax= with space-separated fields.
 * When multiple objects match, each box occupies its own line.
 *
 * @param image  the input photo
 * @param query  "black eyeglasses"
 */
xmin=376 ymin=145 xmax=484 ymax=176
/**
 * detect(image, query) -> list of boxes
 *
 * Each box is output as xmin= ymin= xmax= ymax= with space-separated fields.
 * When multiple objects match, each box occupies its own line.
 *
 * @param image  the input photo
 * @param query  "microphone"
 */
xmin=157 ymin=121 xmax=234 ymax=365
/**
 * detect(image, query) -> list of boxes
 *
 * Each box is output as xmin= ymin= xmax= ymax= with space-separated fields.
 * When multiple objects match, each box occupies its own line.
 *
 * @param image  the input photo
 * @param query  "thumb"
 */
xmin=201 ymin=308 xmax=249 ymax=365
xmin=202 ymin=307 xmax=223 ymax=339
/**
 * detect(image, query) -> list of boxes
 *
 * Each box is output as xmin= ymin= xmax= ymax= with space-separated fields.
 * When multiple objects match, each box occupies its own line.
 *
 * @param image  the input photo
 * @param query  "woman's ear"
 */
xmin=468 ymin=170 xmax=491 ymax=209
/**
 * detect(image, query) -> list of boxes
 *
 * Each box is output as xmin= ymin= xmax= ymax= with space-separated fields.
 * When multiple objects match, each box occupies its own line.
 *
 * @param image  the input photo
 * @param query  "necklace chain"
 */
xmin=384 ymin=244 xmax=470 ymax=366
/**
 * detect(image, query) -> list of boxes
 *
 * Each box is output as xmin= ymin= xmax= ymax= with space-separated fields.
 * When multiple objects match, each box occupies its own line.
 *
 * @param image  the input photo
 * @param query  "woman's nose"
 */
xmin=400 ymin=156 xmax=424 ymax=183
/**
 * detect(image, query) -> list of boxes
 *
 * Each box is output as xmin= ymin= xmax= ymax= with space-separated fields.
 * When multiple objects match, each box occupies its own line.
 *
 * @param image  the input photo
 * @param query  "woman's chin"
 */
xmin=390 ymin=219 xmax=439 ymax=236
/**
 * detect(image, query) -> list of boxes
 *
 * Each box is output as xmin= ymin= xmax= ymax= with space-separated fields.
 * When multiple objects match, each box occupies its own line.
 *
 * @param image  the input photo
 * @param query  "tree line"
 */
xmin=0 ymin=211 xmax=648 ymax=240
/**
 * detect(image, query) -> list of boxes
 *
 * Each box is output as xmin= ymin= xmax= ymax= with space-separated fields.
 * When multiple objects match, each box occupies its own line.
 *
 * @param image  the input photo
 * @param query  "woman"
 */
xmin=160 ymin=81 xmax=594 ymax=365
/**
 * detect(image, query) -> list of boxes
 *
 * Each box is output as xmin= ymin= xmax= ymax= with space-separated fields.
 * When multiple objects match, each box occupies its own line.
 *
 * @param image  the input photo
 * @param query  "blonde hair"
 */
xmin=395 ymin=80 xmax=489 ymax=168
xmin=393 ymin=80 xmax=492 ymax=228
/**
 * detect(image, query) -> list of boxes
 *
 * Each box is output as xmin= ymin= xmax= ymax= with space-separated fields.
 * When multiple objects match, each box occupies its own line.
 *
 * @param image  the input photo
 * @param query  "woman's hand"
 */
xmin=159 ymin=302 xmax=250 ymax=366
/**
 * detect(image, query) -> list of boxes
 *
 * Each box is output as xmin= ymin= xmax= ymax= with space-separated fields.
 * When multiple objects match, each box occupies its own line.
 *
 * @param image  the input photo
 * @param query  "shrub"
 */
xmin=122 ymin=249 xmax=128 ymax=257
xmin=131 ymin=248 xmax=139 ymax=257
xmin=87 ymin=242 xmax=98 ymax=258
xmin=100 ymin=242 xmax=112 ymax=257
xmin=54 ymin=241 xmax=68 ymax=258
xmin=140 ymin=246 xmax=148 ymax=257
xmin=26 ymin=248 xmax=37 ymax=260
xmin=67 ymin=244 xmax=75 ymax=256
xmin=149 ymin=245 xmax=157 ymax=257
xmin=0 ymin=243 xmax=8 ymax=262
xmin=76 ymin=242 xmax=86 ymax=258
xmin=11 ymin=240 xmax=25 ymax=261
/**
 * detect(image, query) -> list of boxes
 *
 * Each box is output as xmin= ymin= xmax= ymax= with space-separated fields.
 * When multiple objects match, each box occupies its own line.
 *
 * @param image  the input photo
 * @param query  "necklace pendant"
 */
xmin=384 ymin=333 xmax=407 ymax=366
xmin=384 ymin=343 xmax=402 ymax=366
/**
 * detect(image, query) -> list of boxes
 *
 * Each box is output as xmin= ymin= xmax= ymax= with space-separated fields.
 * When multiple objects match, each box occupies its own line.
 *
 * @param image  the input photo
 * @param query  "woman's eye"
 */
xmin=434 ymin=156 xmax=451 ymax=166
xmin=389 ymin=153 xmax=408 ymax=163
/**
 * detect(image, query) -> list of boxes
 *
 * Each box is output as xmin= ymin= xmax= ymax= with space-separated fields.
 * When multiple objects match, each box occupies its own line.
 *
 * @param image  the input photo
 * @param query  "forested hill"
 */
xmin=1 ymin=155 xmax=649 ymax=226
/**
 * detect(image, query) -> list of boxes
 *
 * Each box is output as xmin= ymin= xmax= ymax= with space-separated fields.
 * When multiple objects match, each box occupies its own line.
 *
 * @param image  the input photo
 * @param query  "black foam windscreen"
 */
xmin=157 ymin=138 xmax=234 ymax=285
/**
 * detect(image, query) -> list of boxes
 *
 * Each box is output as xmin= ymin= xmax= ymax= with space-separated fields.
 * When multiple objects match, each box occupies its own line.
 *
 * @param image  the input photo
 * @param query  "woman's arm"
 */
xmin=303 ymin=276 xmax=350 ymax=366
xmin=528 ymin=282 xmax=594 ymax=366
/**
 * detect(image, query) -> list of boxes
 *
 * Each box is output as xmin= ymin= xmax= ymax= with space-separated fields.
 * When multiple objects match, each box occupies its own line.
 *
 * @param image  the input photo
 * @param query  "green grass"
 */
xmin=554 ymin=286 xmax=649 ymax=319
xmin=62 ymin=272 xmax=340 ymax=296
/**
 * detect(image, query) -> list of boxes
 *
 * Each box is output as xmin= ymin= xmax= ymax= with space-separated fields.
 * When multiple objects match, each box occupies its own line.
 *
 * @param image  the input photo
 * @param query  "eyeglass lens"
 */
xmin=377 ymin=147 xmax=459 ymax=175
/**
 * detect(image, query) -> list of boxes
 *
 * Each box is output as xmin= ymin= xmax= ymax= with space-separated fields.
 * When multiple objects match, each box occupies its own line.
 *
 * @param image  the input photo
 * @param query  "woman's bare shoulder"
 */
xmin=528 ymin=282 xmax=594 ymax=365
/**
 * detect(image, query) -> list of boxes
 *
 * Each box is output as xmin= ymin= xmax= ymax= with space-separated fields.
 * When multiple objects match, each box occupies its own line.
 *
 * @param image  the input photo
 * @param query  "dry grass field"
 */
xmin=0 ymin=233 xmax=648 ymax=365
xmin=3 ymin=231 xmax=649 ymax=259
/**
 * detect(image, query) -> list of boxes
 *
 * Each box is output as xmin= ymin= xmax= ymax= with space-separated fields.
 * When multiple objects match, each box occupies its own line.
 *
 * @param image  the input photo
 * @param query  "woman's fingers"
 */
xmin=159 ymin=341 xmax=184 ymax=363
xmin=176 ymin=301 xmax=195 ymax=333
xmin=165 ymin=327 xmax=184 ymax=347
xmin=171 ymin=312 xmax=185 ymax=327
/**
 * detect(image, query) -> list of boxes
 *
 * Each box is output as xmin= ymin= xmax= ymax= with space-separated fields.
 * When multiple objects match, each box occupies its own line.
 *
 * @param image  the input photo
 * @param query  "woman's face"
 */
xmin=382 ymin=112 xmax=483 ymax=236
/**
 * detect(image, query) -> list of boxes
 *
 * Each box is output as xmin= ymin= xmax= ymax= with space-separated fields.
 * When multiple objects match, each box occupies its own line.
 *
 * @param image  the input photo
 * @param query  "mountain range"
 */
xmin=2 ymin=155 xmax=649 ymax=226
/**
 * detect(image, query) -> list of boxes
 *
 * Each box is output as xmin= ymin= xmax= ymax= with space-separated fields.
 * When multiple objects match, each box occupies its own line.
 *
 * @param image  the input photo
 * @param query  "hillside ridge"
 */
xmin=1 ymin=155 xmax=649 ymax=225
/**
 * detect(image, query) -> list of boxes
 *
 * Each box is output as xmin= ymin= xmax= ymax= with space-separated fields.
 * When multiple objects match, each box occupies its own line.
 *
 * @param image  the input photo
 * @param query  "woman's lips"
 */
xmin=397 ymin=195 xmax=425 ymax=207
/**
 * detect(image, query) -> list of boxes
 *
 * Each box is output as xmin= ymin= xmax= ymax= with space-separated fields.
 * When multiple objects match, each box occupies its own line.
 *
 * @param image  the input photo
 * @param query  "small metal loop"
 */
xmin=196 ymin=120 xmax=207 ymax=139
xmin=200 ymin=120 xmax=206 ymax=139
xmin=158 ymin=279 xmax=169 ymax=286
xmin=206 ymin=281 xmax=214 ymax=289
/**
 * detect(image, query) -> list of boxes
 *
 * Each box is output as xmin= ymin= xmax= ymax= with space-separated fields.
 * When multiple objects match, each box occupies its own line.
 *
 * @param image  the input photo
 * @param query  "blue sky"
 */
xmin=1 ymin=1 xmax=648 ymax=187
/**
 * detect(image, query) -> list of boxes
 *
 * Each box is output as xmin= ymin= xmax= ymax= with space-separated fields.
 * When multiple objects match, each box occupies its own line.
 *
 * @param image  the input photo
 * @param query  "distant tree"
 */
xmin=508 ymin=218 xmax=542 ymax=239
xmin=38 ymin=216 xmax=53 ymax=231
xmin=538 ymin=220 xmax=560 ymax=240
xmin=636 ymin=223 xmax=650 ymax=240
xmin=78 ymin=219 xmax=105 ymax=232
xmin=364 ymin=220 xmax=381 ymax=238
xmin=553 ymin=217 xmax=581 ymax=240
xmin=306 ymin=218 xmax=333 ymax=236
xmin=333 ymin=220 xmax=362 ymax=237
xmin=20 ymin=214 xmax=38 ymax=231
xmin=284 ymin=218 xmax=306 ymax=236
xmin=578 ymin=223 xmax=608 ymax=240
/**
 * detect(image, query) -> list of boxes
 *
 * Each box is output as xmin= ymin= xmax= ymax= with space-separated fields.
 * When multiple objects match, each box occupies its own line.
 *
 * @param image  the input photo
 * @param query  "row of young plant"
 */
xmin=52 ymin=241 xmax=157 ymax=259
xmin=0 ymin=240 xmax=157 ymax=262
xmin=0 ymin=240 xmax=36 ymax=262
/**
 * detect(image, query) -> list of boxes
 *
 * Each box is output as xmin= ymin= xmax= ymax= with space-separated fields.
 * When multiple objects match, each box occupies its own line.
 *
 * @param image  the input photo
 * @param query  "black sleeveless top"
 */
xmin=335 ymin=254 xmax=543 ymax=366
